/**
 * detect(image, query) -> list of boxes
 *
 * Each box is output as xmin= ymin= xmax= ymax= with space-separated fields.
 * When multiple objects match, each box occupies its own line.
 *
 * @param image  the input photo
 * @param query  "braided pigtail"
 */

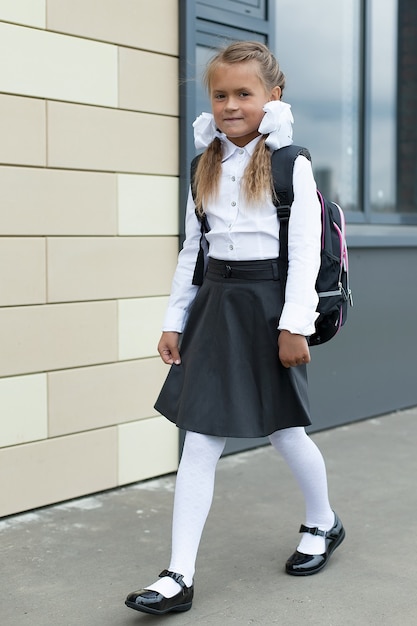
xmin=193 ymin=138 xmax=223 ymax=217
xmin=241 ymin=136 xmax=274 ymax=206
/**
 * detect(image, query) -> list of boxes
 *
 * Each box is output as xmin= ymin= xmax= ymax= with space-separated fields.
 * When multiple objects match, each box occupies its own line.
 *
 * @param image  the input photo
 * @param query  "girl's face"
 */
xmin=209 ymin=61 xmax=281 ymax=147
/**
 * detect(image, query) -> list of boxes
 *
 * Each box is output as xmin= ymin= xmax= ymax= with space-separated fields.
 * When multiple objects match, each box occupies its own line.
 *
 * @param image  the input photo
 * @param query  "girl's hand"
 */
xmin=278 ymin=330 xmax=311 ymax=368
xmin=158 ymin=332 xmax=181 ymax=365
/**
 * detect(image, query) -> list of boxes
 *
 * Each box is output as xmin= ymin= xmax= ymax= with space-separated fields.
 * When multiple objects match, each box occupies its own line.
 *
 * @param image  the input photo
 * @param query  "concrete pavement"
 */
xmin=1 ymin=407 xmax=417 ymax=625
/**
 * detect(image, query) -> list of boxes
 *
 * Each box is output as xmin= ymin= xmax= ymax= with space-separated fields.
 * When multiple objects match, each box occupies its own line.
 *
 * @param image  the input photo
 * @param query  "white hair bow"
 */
xmin=259 ymin=101 xmax=294 ymax=150
xmin=192 ymin=101 xmax=294 ymax=151
xmin=193 ymin=112 xmax=227 ymax=150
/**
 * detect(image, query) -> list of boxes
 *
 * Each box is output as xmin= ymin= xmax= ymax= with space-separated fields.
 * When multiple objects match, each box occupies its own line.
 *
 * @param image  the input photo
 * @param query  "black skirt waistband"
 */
xmin=206 ymin=257 xmax=280 ymax=281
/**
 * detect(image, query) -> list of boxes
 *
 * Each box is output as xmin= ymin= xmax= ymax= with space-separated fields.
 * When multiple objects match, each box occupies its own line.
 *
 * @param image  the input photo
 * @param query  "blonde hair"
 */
xmin=193 ymin=41 xmax=286 ymax=216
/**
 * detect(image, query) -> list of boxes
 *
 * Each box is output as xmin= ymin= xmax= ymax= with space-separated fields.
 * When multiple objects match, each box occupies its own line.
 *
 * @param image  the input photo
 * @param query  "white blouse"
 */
xmin=162 ymin=136 xmax=321 ymax=336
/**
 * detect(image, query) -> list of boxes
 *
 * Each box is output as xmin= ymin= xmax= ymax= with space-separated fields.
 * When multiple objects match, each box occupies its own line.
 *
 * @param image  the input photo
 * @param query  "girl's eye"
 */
xmin=240 ymin=92 xmax=250 ymax=97
xmin=214 ymin=94 xmax=225 ymax=100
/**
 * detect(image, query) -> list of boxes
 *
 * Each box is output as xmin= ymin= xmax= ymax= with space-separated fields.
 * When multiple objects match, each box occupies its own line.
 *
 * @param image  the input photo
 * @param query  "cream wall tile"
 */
xmin=0 ymin=22 xmax=117 ymax=107
xmin=48 ymin=358 xmax=168 ymax=436
xmin=0 ymin=374 xmax=47 ymax=448
xmin=0 ymin=0 xmax=46 ymax=28
xmin=118 ymin=416 xmax=178 ymax=485
xmin=0 ymin=167 xmax=117 ymax=235
xmin=47 ymin=236 xmax=177 ymax=302
xmin=118 ymin=174 xmax=178 ymax=235
xmin=0 ymin=238 xmax=46 ymax=306
xmin=119 ymin=48 xmax=179 ymax=115
xmin=0 ymin=301 xmax=118 ymax=377
xmin=118 ymin=297 xmax=168 ymax=360
xmin=0 ymin=94 xmax=46 ymax=166
xmin=0 ymin=428 xmax=118 ymax=517
xmin=47 ymin=0 xmax=178 ymax=55
xmin=47 ymin=101 xmax=178 ymax=175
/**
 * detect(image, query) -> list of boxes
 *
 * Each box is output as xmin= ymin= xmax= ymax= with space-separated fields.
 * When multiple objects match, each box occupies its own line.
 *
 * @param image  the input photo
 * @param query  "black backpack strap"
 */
xmin=271 ymin=145 xmax=311 ymax=287
xmin=191 ymin=211 xmax=209 ymax=285
xmin=190 ymin=154 xmax=201 ymax=203
xmin=190 ymin=154 xmax=210 ymax=286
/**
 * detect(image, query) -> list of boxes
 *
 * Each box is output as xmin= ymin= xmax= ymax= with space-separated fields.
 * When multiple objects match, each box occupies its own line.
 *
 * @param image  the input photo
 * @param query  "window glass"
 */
xmin=275 ymin=0 xmax=361 ymax=212
xmin=196 ymin=45 xmax=214 ymax=116
xmin=369 ymin=0 xmax=397 ymax=213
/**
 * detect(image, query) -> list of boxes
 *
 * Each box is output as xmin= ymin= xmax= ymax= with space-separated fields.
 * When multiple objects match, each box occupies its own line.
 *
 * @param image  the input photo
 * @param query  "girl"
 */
xmin=125 ymin=41 xmax=344 ymax=616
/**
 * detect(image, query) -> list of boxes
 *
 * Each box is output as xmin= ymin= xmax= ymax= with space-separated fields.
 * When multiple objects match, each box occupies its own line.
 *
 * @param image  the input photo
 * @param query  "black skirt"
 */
xmin=154 ymin=258 xmax=311 ymax=438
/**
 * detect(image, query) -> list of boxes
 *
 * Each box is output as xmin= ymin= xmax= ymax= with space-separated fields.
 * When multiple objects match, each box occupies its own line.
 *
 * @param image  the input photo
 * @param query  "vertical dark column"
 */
xmin=179 ymin=0 xmax=197 ymax=244
xmin=397 ymin=0 xmax=417 ymax=214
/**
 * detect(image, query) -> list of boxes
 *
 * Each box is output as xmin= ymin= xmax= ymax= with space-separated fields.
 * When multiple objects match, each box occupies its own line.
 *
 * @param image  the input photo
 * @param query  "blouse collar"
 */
xmin=221 ymin=135 xmax=262 ymax=162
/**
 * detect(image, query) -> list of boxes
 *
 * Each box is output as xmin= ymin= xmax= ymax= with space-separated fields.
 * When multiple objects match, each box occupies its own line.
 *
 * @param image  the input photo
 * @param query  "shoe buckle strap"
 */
xmin=299 ymin=524 xmax=326 ymax=537
xmin=159 ymin=569 xmax=186 ymax=589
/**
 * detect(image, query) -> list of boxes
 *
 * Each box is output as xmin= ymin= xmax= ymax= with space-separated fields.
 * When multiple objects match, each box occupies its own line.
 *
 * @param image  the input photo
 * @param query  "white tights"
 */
xmin=147 ymin=427 xmax=334 ymax=597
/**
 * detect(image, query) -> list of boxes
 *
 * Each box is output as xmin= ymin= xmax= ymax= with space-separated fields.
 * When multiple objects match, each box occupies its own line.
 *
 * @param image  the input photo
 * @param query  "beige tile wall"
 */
xmin=46 ymin=237 xmax=177 ymax=303
xmin=0 ymin=374 xmax=48 ymax=448
xmin=0 ymin=0 xmax=46 ymax=28
xmin=48 ymin=358 xmax=168 ymax=436
xmin=0 ymin=238 xmax=46 ymax=306
xmin=0 ymin=22 xmax=118 ymax=106
xmin=46 ymin=0 xmax=178 ymax=55
xmin=118 ymin=297 xmax=170 ymax=360
xmin=0 ymin=428 xmax=119 ymax=517
xmin=0 ymin=94 xmax=46 ymax=165
xmin=0 ymin=1 xmax=180 ymax=517
xmin=0 ymin=167 xmax=118 ymax=235
xmin=47 ymin=101 xmax=178 ymax=174
xmin=118 ymin=174 xmax=179 ymax=236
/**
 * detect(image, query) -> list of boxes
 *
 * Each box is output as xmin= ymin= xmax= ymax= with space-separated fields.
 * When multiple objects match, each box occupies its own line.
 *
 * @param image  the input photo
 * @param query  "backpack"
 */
xmin=190 ymin=144 xmax=353 ymax=346
xmin=272 ymin=145 xmax=353 ymax=345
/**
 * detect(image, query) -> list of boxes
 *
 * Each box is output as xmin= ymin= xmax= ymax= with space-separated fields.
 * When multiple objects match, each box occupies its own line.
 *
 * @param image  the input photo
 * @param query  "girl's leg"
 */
xmin=269 ymin=427 xmax=335 ymax=555
xmin=146 ymin=431 xmax=226 ymax=596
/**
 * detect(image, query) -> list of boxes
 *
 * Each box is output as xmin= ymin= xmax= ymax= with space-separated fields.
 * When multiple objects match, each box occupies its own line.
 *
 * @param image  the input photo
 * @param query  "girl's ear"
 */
xmin=270 ymin=86 xmax=282 ymax=101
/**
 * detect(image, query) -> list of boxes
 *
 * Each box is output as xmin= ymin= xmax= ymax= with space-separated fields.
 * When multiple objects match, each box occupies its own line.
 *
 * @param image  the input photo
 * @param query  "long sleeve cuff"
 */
xmin=162 ymin=306 xmax=190 ymax=334
xmin=278 ymin=301 xmax=319 ymax=336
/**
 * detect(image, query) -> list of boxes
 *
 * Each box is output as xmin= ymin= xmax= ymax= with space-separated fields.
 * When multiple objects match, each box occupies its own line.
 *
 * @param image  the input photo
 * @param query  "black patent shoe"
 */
xmin=125 ymin=569 xmax=194 ymax=615
xmin=285 ymin=512 xmax=345 ymax=576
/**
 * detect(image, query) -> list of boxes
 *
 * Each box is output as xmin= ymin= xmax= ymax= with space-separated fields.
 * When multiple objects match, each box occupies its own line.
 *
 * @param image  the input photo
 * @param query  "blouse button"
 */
xmin=229 ymin=244 xmax=234 ymax=250
xmin=231 ymin=176 xmax=236 ymax=182
xmin=239 ymin=149 xmax=244 ymax=155
xmin=231 ymin=201 xmax=236 ymax=207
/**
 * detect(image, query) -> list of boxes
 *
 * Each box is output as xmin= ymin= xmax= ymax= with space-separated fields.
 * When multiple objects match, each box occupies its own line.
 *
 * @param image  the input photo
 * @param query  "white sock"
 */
xmin=145 ymin=576 xmax=184 ymax=598
xmin=269 ymin=427 xmax=334 ymax=555
xmin=146 ymin=431 xmax=226 ymax=597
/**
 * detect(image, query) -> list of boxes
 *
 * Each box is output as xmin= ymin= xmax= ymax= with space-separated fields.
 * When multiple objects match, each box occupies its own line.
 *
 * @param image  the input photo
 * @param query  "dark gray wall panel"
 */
xmin=308 ymin=247 xmax=417 ymax=431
